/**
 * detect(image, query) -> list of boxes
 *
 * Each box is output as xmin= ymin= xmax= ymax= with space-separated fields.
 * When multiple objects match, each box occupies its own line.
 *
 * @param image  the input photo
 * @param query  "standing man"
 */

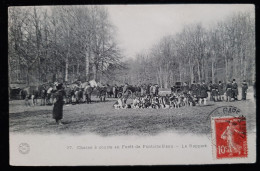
xmin=199 ymin=81 xmax=208 ymax=105
xmin=40 ymin=86 xmax=47 ymax=106
xmin=218 ymin=81 xmax=225 ymax=101
xmin=241 ymin=80 xmax=248 ymax=100
xmin=147 ymin=83 xmax=151 ymax=96
xmin=150 ymin=84 xmax=154 ymax=97
xmin=191 ymin=81 xmax=197 ymax=97
xmin=211 ymin=81 xmax=218 ymax=102
xmin=183 ymin=82 xmax=189 ymax=95
xmin=196 ymin=82 xmax=201 ymax=100
xmin=208 ymin=81 xmax=213 ymax=101
xmin=232 ymin=79 xmax=238 ymax=101
xmin=226 ymin=80 xmax=233 ymax=102
xmin=155 ymin=84 xmax=159 ymax=96
xmin=113 ymin=84 xmax=118 ymax=98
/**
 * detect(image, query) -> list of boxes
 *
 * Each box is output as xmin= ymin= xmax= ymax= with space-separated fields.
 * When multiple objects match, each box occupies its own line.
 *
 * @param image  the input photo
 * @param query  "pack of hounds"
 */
xmin=113 ymin=79 xmax=251 ymax=109
xmin=113 ymin=93 xmax=197 ymax=109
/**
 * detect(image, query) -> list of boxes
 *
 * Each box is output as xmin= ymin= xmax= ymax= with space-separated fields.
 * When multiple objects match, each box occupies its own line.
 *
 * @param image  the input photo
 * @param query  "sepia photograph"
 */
xmin=8 ymin=4 xmax=256 ymax=165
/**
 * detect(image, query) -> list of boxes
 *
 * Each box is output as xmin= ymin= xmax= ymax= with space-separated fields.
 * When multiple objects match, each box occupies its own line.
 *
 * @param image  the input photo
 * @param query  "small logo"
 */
xmin=19 ymin=143 xmax=30 ymax=154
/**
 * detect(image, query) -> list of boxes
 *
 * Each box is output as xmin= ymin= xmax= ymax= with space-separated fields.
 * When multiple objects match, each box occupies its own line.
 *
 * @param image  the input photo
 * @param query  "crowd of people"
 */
xmin=16 ymin=79 xmax=253 ymax=125
xmin=113 ymin=79 xmax=251 ymax=109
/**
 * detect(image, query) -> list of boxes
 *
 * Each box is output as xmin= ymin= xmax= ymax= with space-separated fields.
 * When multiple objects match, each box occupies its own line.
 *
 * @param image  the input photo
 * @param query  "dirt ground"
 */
xmin=9 ymin=88 xmax=256 ymax=136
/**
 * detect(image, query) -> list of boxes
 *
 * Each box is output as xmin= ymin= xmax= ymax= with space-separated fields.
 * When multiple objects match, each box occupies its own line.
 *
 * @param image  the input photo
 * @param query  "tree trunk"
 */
xmin=211 ymin=60 xmax=215 ymax=83
xmin=85 ymin=49 xmax=89 ymax=81
xmin=197 ymin=60 xmax=201 ymax=82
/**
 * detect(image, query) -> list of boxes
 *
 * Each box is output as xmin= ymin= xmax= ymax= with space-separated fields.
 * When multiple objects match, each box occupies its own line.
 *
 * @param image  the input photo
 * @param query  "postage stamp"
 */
xmin=211 ymin=116 xmax=247 ymax=159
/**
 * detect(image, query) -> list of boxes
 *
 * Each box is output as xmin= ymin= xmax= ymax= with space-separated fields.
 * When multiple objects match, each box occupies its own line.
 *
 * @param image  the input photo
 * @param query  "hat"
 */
xmin=56 ymin=83 xmax=63 ymax=90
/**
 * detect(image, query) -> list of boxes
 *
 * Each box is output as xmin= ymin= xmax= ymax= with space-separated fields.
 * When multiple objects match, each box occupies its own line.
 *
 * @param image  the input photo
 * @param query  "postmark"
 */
xmin=211 ymin=116 xmax=247 ymax=159
xmin=19 ymin=143 xmax=30 ymax=154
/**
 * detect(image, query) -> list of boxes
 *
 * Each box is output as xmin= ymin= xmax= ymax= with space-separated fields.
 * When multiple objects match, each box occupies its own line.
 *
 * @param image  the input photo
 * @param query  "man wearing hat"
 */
xmin=241 ymin=80 xmax=248 ymax=100
xmin=232 ymin=79 xmax=238 ymax=101
xmin=218 ymin=81 xmax=225 ymax=101
xmin=226 ymin=80 xmax=233 ymax=102
xmin=190 ymin=81 xmax=197 ymax=97
xmin=199 ymin=81 xmax=208 ymax=105
xmin=53 ymin=83 xmax=65 ymax=125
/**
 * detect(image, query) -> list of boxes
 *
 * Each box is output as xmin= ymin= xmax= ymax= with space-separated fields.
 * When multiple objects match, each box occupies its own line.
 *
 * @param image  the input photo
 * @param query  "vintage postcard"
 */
xmin=8 ymin=4 xmax=256 ymax=165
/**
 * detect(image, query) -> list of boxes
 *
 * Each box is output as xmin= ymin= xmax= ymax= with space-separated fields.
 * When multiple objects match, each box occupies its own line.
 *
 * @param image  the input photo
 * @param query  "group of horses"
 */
xmin=13 ymin=80 xmax=138 ymax=106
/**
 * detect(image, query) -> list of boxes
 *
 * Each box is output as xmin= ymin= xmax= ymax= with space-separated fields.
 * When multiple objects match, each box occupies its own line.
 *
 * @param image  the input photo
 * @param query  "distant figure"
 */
xmin=199 ymin=81 xmax=208 ymax=105
xmin=209 ymin=81 xmax=213 ymax=101
xmin=232 ymin=79 xmax=238 ymax=101
xmin=190 ymin=81 xmax=197 ymax=97
xmin=113 ymin=84 xmax=118 ymax=98
xmin=155 ymin=84 xmax=159 ymax=96
xmin=52 ymin=83 xmax=65 ymax=125
xmin=183 ymin=82 xmax=189 ymax=94
xmin=211 ymin=82 xmax=218 ymax=102
xmin=40 ymin=86 xmax=47 ymax=106
xmin=218 ymin=81 xmax=225 ymax=101
xmin=241 ymin=80 xmax=248 ymax=100
xmin=146 ymin=83 xmax=151 ymax=96
xmin=226 ymin=80 xmax=232 ymax=102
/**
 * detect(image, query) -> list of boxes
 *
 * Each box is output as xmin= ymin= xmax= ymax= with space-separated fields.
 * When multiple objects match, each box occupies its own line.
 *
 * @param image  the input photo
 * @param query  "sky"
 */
xmin=106 ymin=4 xmax=254 ymax=60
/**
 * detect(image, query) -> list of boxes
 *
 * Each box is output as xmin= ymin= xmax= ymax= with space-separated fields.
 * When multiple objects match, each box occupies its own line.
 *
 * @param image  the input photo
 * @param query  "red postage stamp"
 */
xmin=211 ymin=116 xmax=247 ymax=159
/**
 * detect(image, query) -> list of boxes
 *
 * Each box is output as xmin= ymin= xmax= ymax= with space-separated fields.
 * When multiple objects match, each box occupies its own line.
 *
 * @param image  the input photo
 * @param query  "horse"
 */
xmin=21 ymin=85 xmax=40 ymax=106
xmin=82 ymin=80 xmax=98 ymax=103
xmin=106 ymin=84 xmax=113 ymax=98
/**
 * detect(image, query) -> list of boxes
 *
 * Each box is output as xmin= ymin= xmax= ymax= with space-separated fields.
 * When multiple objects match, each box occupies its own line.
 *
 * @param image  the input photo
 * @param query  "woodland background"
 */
xmin=8 ymin=6 xmax=255 ymax=88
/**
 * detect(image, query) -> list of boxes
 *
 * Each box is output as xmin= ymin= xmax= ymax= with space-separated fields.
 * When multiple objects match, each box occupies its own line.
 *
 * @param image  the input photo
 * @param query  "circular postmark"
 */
xmin=19 ymin=143 xmax=30 ymax=154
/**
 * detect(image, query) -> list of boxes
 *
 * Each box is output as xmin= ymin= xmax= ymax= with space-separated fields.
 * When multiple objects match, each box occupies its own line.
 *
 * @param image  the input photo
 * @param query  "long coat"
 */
xmin=242 ymin=83 xmax=248 ymax=100
xmin=218 ymin=83 xmax=225 ymax=95
xmin=226 ymin=83 xmax=232 ymax=97
xmin=211 ymin=84 xmax=218 ymax=96
xmin=190 ymin=84 xmax=197 ymax=96
xmin=200 ymin=84 xmax=208 ymax=98
xmin=232 ymin=82 xmax=239 ymax=96
xmin=53 ymin=90 xmax=65 ymax=120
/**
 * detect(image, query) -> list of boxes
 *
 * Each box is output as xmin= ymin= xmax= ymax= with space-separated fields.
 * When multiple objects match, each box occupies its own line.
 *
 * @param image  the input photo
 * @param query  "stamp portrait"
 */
xmin=211 ymin=116 xmax=247 ymax=159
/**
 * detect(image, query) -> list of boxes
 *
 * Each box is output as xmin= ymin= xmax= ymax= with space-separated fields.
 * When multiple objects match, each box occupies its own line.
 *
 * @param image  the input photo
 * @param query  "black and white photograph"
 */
xmin=8 ymin=4 xmax=256 ymax=165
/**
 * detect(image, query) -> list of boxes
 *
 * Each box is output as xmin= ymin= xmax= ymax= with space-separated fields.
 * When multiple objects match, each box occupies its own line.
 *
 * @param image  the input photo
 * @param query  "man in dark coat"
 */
xmin=199 ymin=81 xmax=208 ymax=105
xmin=40 ymin=86 xmax=47 ymax=106
xmin=113 ymin=84 xmax=118 ymax=98
xmin=218 ymin=81 xmax=225 ymax=101
xmin=209 ymin=81 xmax=213 ymax=101
xmin=155 ymin=84 xmax=159 ymax=96
xmin=53 ymin=83 xmax=65 ymax=125
xmin=226 ymin=80 xmax=232 ymax=102
xmin=211 ymin=82 xmax=218 ymax=102
xmin=183 ymin=82 xmax=189 ymax=94
xmin=241 ymin=80 xmax=248 ymax=100
xmin=147 ymin=83 xmax=151 ymax=96
xmin=190 ymin=81 xmax=197 ymax=97
xmin=232 ymin=79 xmax=238 ymax=100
